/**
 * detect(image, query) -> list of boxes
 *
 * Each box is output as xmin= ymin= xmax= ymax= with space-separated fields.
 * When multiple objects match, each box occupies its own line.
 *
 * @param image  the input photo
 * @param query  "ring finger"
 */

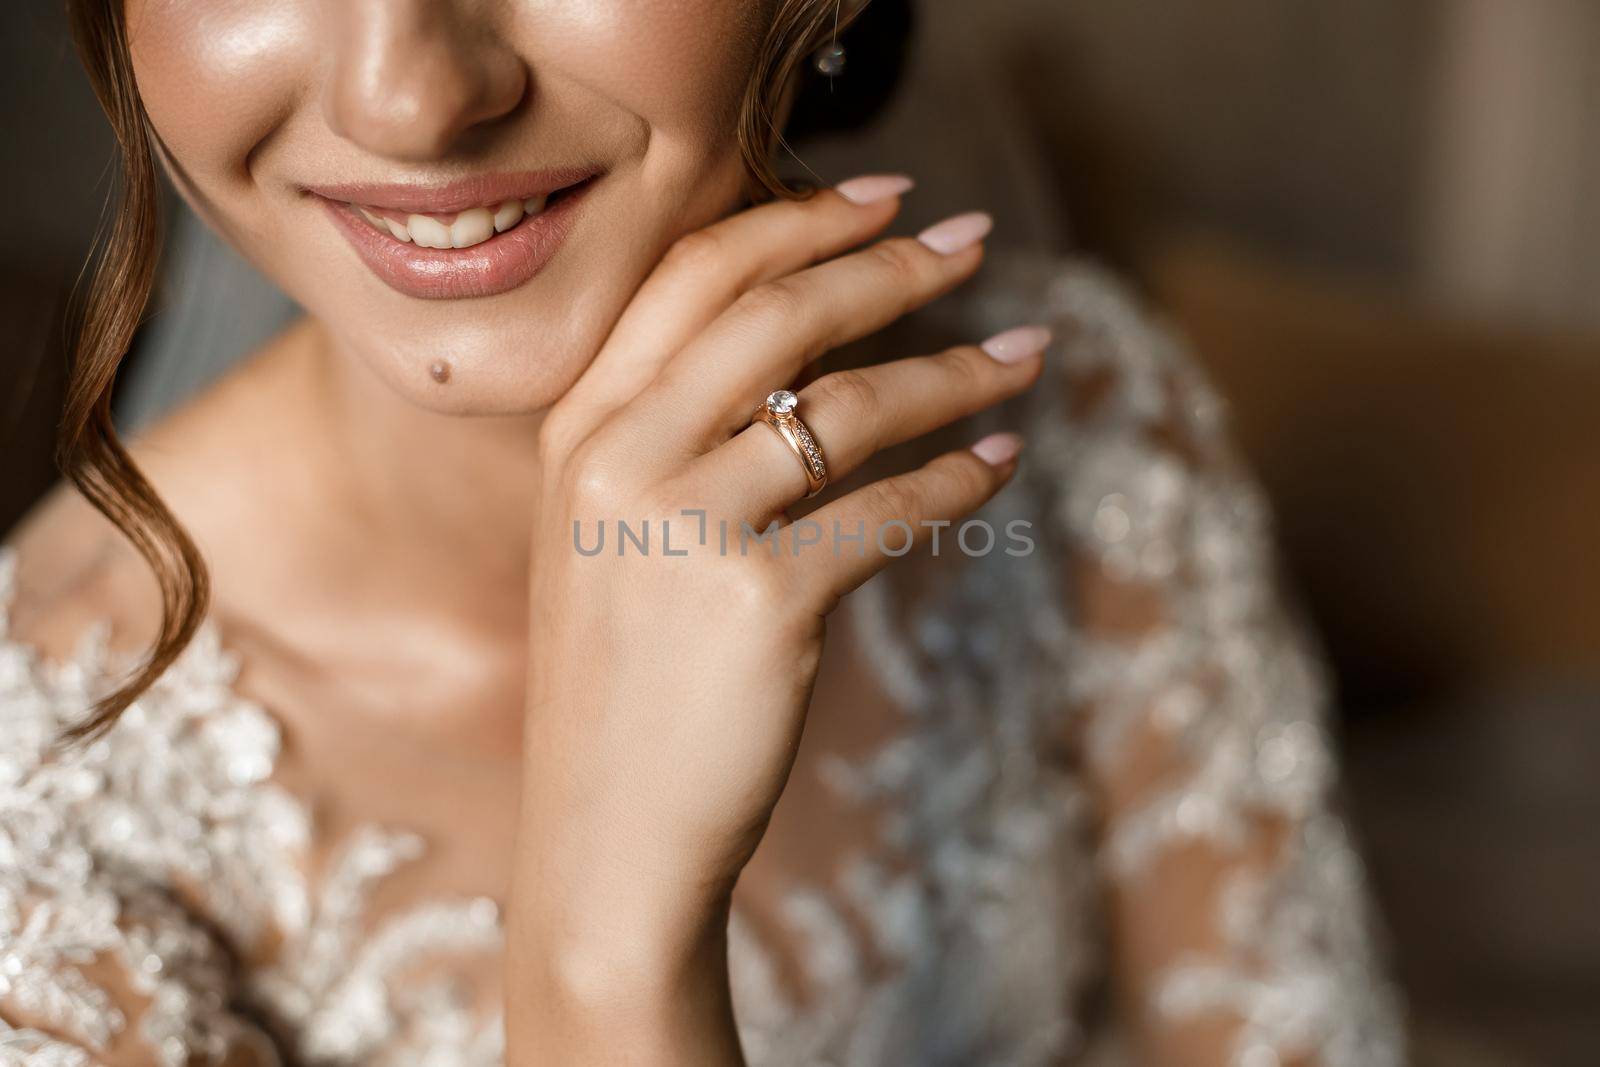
xmin=693 ymin=325 xmax=1052 ymax=520
xmin=646 ymin=212 xmax=997 ymax=444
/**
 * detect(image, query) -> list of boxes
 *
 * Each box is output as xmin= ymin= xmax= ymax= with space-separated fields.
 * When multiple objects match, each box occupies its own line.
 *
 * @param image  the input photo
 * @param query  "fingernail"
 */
xmin=981 ymin=325 xmax=1053 ymax=364
xmin=971 ymin=432 xmax=1025 ymax=467
xmin=917 ymin=211 xmax=993 ymax=254
xmin=836 ymin=173 xmax=915 ymax=205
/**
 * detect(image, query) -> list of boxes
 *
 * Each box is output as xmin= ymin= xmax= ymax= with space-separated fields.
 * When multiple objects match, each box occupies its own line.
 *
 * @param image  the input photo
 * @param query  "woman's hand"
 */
xmin=507 ymin=177 xmax=1049 ymax=1063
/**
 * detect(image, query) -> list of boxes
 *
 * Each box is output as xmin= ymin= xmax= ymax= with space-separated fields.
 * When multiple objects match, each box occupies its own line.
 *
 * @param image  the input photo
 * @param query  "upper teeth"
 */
xmin=355 ymin=195 xmax=550 ymax=249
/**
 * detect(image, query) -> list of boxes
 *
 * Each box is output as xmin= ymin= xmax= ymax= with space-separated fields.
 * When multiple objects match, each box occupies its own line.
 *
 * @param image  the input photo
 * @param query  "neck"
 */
xmin=295 ymin=317 xmax=545 ymax=628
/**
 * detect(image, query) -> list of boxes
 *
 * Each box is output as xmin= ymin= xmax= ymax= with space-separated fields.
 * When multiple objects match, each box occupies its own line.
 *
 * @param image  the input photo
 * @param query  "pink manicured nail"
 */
xmin=981 ymin=325 xmax=1053 ymax=364
xmin=971 ymin=432 xmax=1025 ymax=467
xmin=917 ymin=211 xmax=993 ymax=254
xmin=835 ymin=173 xmax=915 ymax=205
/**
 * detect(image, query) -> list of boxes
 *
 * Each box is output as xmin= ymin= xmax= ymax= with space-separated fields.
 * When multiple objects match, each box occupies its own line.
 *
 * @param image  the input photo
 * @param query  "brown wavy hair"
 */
xmin=60 ymin=0 xmax=867 ymax=739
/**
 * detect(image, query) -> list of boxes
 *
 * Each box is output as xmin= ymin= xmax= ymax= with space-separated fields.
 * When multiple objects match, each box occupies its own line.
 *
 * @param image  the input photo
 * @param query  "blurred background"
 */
xmin=3 ymin=2 xmax=1597 ymax=1063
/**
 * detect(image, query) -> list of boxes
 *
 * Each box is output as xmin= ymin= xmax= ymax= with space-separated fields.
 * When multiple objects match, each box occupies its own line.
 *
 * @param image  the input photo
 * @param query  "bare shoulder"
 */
xmin=4 ymin=319 xmax=318 ymax=664
xmin=2 ymin=483 xmax=162 ymax=663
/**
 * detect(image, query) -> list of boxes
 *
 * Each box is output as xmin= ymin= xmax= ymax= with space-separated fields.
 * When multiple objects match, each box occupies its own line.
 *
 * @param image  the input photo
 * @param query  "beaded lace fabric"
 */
xmin=0 ymin=258 xmax=1404 ymax=1065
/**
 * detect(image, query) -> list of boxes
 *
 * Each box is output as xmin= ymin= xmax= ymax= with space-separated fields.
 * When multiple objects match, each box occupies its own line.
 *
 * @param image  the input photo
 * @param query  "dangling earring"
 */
xmin=813 ymin=41 xmax=847 ymax=78
xmin=814 ymin=0 xmax=847 ymax=78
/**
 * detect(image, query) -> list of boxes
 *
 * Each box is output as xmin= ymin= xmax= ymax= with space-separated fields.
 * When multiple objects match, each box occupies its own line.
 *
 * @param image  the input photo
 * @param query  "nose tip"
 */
xmin=325 ymin=1 xmax=526 ymax=161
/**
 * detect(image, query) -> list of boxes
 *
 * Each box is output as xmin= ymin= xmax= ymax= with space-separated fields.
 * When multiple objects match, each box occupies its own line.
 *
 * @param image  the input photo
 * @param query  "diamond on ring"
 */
xmin=766 ymin=389 xmax=799 ymax=416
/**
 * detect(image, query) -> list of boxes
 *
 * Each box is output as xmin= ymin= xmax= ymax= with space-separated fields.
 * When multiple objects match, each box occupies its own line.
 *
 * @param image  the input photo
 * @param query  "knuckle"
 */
xmin=869 ymin=475 xmax=924 ymax=523
xmin=814 ymin=368 xmax=879 ymax=420
xmin=566 ymin=456 xmax=631 ymax=513
xmin=939 ymin=345 xmax=990 ymax=392
xmin=722 ymin=557 xmax=787 ymax=613
xmin=733 ymin=278 xmax=806 ymax=326
xmin=867 ymin=237 xmax=929 ymax=282
xmin=661 ymin=229 xmax=724 ymax=272
xmin=941 ymin=450 xmax=995 ymax=500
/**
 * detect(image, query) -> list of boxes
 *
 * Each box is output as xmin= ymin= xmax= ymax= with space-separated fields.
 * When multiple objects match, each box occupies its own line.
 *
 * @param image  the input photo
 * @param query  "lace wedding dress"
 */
xmin=0 ymin=253 xmax=1404 ymax=1066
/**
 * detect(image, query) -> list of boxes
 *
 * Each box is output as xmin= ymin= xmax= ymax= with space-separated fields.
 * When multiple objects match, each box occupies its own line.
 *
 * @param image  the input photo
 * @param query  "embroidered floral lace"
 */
xmin=0 ymin=258 xmax=1404 ymax=1066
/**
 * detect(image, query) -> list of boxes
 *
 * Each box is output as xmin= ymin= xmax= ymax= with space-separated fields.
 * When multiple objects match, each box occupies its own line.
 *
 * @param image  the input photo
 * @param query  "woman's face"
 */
xmin=126 ymin=0 xmax=765 ymax=414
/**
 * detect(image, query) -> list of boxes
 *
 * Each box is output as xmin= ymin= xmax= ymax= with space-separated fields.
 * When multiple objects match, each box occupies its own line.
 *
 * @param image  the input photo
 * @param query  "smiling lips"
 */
xmin=311 ymin=169 xmax=598 ymax=300
xmin=353 ymin=194 xmax=551 ymax=250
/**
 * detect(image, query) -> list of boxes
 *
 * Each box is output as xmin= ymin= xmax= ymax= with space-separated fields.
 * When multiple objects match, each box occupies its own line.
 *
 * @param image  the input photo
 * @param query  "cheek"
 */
xmin=530 ymin=0 xmax=760 ymax=148
xmin=128 ymin=0 xmax=312 ymax=187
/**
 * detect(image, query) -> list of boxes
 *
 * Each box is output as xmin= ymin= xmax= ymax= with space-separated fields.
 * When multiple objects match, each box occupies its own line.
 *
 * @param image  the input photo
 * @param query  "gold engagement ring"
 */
xmin=753 ymin=389 xmax=828 ymax=498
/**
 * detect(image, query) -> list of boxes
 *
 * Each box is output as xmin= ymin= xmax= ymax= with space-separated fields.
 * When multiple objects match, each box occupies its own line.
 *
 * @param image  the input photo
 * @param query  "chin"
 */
xmin=334 ymin=311 xmax=605 ymax=418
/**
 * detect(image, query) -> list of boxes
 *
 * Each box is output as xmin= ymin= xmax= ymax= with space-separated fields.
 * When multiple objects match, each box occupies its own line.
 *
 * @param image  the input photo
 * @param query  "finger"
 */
xmin=650 ymin=211 xmax=994 ymax=442
xmin=699 ymin=326 xmax=1051 ymax=517
xmin=785 ymin=435 xmax=1025 ymax=603
xmin=562 ymin=176 xmax=915 ymax=421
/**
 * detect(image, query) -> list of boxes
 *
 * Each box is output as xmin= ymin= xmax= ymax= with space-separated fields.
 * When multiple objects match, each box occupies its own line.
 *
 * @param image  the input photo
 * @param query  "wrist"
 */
xmin=506 ymin=811 xmax=738 ymax=1004
xmin=505 ymin=888 xmax=741 ymax=1064
xmin=542 ymin=911 xmax=727 ymax=1008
